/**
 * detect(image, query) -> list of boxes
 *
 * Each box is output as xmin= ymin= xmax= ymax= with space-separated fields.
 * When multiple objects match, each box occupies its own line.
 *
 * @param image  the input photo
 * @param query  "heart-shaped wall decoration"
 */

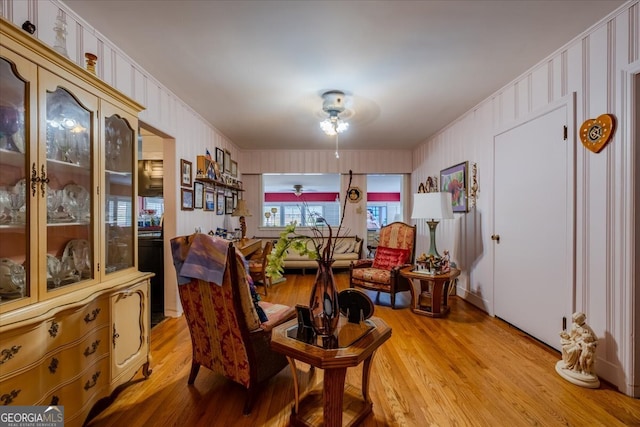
xmin=580 ymin=114 xmax=616 ymax=153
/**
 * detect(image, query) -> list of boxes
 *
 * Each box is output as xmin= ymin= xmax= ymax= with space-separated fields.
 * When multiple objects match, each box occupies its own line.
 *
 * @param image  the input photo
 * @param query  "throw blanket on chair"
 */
xmin=171 ymin=233 xmax=231 ymax=285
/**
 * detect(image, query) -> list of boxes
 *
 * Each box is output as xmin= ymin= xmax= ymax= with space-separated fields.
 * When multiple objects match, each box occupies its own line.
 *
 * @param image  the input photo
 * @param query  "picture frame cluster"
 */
xmin=180 ymin=150 xmax=243 ymax=212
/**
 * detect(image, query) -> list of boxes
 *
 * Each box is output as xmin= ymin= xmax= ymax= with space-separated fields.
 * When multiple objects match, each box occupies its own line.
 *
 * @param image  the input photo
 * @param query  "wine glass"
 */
xmin=0 ymin=189 xmax=10 ymax=219
xmin=47 ymin=188 xmax=63 ymax=220
xmin=72 ymin=246 xmax=90 ymax=279
xmin=54 ymin=130 xmax=74 ymax=163
xmin=49 ymin=256 xmax=72 ymax=288
xmin=74 ymin=190 xmax=90 ymax=222
xmin=10 ymin=264 xmax=25 ymax=296
xmin=8 ymin=190 xmax=25 ymax=224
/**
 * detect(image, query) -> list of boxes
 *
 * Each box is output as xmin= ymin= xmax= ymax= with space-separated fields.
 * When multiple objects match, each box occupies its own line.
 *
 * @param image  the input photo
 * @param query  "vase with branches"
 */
xmin=266 ymin=171 xmax=353 ymax=337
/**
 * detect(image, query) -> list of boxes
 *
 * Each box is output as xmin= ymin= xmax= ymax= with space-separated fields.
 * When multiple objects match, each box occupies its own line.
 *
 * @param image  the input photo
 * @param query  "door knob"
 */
xmin=491 ymin=234 xmax=500 ymax=243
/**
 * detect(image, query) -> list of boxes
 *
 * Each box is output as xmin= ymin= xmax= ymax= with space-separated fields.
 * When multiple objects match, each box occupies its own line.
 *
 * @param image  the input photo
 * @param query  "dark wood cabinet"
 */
xmin=138 ymin=237 xmax=164 ymax=327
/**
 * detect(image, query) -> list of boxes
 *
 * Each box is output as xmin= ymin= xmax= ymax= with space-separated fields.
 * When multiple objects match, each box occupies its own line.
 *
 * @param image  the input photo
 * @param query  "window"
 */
xmin=367 ymin=174 xmax=403 ymax=227
xmin=262 ymin=173 xmax=341 ymax=227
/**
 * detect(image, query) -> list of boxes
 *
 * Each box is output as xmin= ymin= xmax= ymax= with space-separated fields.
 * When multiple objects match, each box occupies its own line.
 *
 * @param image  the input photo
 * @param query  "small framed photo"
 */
xmin=440 ymin=161 xmax=469 ymax=213
xmin=204 ymin=188 xmax=215 ymax=211
xmin=216 ymin=192 xmax=225 ymax=215
xmin=225 ymin=196 xmax=233 ymax=214
xmin=224 ymin=150 xmax=232 ymax=173
xmin=194 ymin=181 xmax=204 ymax=209
xmin=230 ymin=160 xmax=238 ymax=177
xmin=181 ymin=188 xmax=194 ymax=210
xmin=215 ymin=148 xmax=224 ymax=172
xmin=181 ymin=159 xmax=192 ymax=187
xmin=232 ymin=193 xmax=238 ymax=209
xmin=347 ymin=187 xmax=362 ymax=203
xmin=296 ymin=304 xmax=313 ymax=329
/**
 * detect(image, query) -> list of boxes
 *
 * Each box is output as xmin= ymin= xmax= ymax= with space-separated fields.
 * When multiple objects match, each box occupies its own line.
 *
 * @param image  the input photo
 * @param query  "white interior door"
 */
xmin=493 ymin=99 xmax=574 ymax=350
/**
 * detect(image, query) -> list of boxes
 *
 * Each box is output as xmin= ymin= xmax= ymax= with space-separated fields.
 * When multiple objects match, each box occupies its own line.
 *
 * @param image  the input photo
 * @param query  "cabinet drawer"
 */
xmin=0 ymin=364 xmax=41 ymax=406
xmin=44 ymin=297 xmax=109 ymax=353
xmin=39 ymin=357 xmax=109 ymax=418
xmin=0 ymin=322 xmax=47 ymax=376
xmin=41 ymin=326 xmax=110 ymax=395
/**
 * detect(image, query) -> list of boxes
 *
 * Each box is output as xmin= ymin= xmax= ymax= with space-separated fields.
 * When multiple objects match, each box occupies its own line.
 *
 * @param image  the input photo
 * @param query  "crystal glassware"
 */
xmin=54 ymin=130 xmax=74 ymax=163
xmin=72 ymin=246 xmax=90 ymax=279
xmin=47 ymin=188 xmax=63 ymax=220
xmin=10 ymin=264 xmax=25 ymax=296
xmin=8 ymin=191 xmax=25 ymax=224
xmin=49 ymin=257 xmax=72 ymax=288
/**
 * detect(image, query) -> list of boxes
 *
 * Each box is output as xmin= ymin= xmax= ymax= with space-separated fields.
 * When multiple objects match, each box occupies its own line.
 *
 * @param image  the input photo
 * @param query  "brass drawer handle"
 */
xmin=1 ymin=389 xmax=21 ymax=405
xmin=0 ymin=345 xmax=22 ymax=365
xmin=83 ymin=340 xmax=101 ymax=357
xmin=48 ymin=357 xmax=59 ymax=373
xmin=84 ymin=308 xmax=101 ymax=323
xmin=84 ymin=371 xmax=101 ymax=391
xmin=48 ymin=321 xmax=59 ymax=338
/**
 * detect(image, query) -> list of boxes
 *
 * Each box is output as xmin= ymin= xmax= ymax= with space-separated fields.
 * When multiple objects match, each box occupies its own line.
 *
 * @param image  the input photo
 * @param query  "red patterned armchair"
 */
xmin=349 ymin=221 xmax=416 ymax=309
xmin=171 ymin=234 xmax=295 ymax=414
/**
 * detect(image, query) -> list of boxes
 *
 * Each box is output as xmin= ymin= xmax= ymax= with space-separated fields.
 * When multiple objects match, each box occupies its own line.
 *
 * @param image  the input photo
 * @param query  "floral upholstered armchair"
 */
xmin=349 ymin=221 xmax=416 ymax=309
xmin=171 ymin=234 xmax=295 ymax=414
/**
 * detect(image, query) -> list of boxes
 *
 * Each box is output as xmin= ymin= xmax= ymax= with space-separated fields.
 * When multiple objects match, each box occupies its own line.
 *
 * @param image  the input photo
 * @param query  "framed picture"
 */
xmin=204 ymin=188 xmax=216 ymax=211
xmin=347 ymin=187 xmax=362 ymax=203
xmin=230 ymin=160 xmax=238 ymax=177
xmin=216 ymin=192 xmax=225 ymax=215
xmin=224 ymin=150 xmax=232 ymax=173
xmin=225 ymin=196 xmax=233 ymax=214
xmin=440 ymin=161 xmax=469 ymax=213
xmin=181 ymin=188 xmax=194 ymax=210
xmin=215 ymin=148 xmax=224 ymax=172
xmin=181 ymin=159 xmax=192 ymax=187
xmin=194 ymin=181 xmax=204 ymax=209
xmin=232 ymin=193 xmax=238 ymax=209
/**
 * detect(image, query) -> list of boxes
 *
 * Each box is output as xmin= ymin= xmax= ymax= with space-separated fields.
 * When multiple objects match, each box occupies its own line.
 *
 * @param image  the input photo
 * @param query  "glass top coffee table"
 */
xmin=271 ymin=316 xmax=391 ymax=427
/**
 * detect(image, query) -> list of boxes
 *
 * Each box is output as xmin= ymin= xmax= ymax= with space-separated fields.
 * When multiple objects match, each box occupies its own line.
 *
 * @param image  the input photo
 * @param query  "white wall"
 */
xmin=411 ymin=1 xmax=639 ymax=395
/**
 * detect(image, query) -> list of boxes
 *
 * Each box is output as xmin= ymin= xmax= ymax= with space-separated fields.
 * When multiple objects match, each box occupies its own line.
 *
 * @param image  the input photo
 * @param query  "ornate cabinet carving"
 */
xmin=0 ymin=18 xmax=150 ymax=427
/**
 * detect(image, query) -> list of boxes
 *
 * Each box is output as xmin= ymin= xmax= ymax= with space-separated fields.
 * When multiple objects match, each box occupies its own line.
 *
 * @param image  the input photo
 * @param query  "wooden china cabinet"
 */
xmin=0 ymin=18 xmax=151 ymax=426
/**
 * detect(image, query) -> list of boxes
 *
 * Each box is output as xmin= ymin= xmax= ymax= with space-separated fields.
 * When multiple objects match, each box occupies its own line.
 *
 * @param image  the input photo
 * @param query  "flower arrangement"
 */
xmin=266 ymin=170 xmax=353 ymax=280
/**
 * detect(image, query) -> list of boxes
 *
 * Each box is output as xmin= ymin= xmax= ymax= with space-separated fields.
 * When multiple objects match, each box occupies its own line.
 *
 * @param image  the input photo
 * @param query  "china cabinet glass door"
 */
xmin=102 ymin=101 xmax=136 ymax=275
xmin=0 ymin=53 xmax=34 ymax=307
xmin=40 ymin=69 xmax=98 ymax=296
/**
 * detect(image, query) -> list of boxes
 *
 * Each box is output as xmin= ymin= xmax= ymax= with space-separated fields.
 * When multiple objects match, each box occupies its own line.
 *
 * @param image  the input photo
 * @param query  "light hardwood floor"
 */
xmin=87 ymin=271 xmax=640 ymax=426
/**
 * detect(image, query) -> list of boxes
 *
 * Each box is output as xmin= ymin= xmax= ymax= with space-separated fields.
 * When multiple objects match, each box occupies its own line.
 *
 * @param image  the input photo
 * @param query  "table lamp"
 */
xmin=231 ymin=199 xmax=252 ymax=240
xmin=411 ymin=192 xmax=453 ymax=258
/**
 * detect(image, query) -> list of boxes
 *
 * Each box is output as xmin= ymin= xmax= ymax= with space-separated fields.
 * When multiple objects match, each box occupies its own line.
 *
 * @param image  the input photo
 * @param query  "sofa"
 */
xmin=282 ymin=236 xmax=363 ymax=274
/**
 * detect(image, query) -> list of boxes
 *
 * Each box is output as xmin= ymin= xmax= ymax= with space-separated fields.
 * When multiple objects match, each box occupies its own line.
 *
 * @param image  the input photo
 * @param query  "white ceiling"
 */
xmin=63 ymin=0 xmax=624 ymax=152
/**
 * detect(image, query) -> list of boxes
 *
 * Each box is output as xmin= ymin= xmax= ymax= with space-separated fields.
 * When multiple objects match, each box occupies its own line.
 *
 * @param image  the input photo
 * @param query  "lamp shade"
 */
xmin=231 ymin=199 xmax=252 ymax=217
xmin=411 ymin=192 xmax=453 ymax=220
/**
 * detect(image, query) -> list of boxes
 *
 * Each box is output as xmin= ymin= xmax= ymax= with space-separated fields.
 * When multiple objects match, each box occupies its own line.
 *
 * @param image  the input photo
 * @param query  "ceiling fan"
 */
xmin=320 ymin=90 xmax=349 ymax=136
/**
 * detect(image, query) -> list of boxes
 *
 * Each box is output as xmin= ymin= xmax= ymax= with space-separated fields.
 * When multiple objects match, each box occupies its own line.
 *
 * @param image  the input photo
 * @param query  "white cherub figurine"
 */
xmin=555 ymin=311 xmax=600 ymax=388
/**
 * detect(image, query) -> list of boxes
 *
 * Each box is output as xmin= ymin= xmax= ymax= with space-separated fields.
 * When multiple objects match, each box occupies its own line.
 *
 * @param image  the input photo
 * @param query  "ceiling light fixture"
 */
xmin=293 ymin=184 xmax=303 ymax=197
xmin=320 ymin=90 xmax=349 ymax=136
